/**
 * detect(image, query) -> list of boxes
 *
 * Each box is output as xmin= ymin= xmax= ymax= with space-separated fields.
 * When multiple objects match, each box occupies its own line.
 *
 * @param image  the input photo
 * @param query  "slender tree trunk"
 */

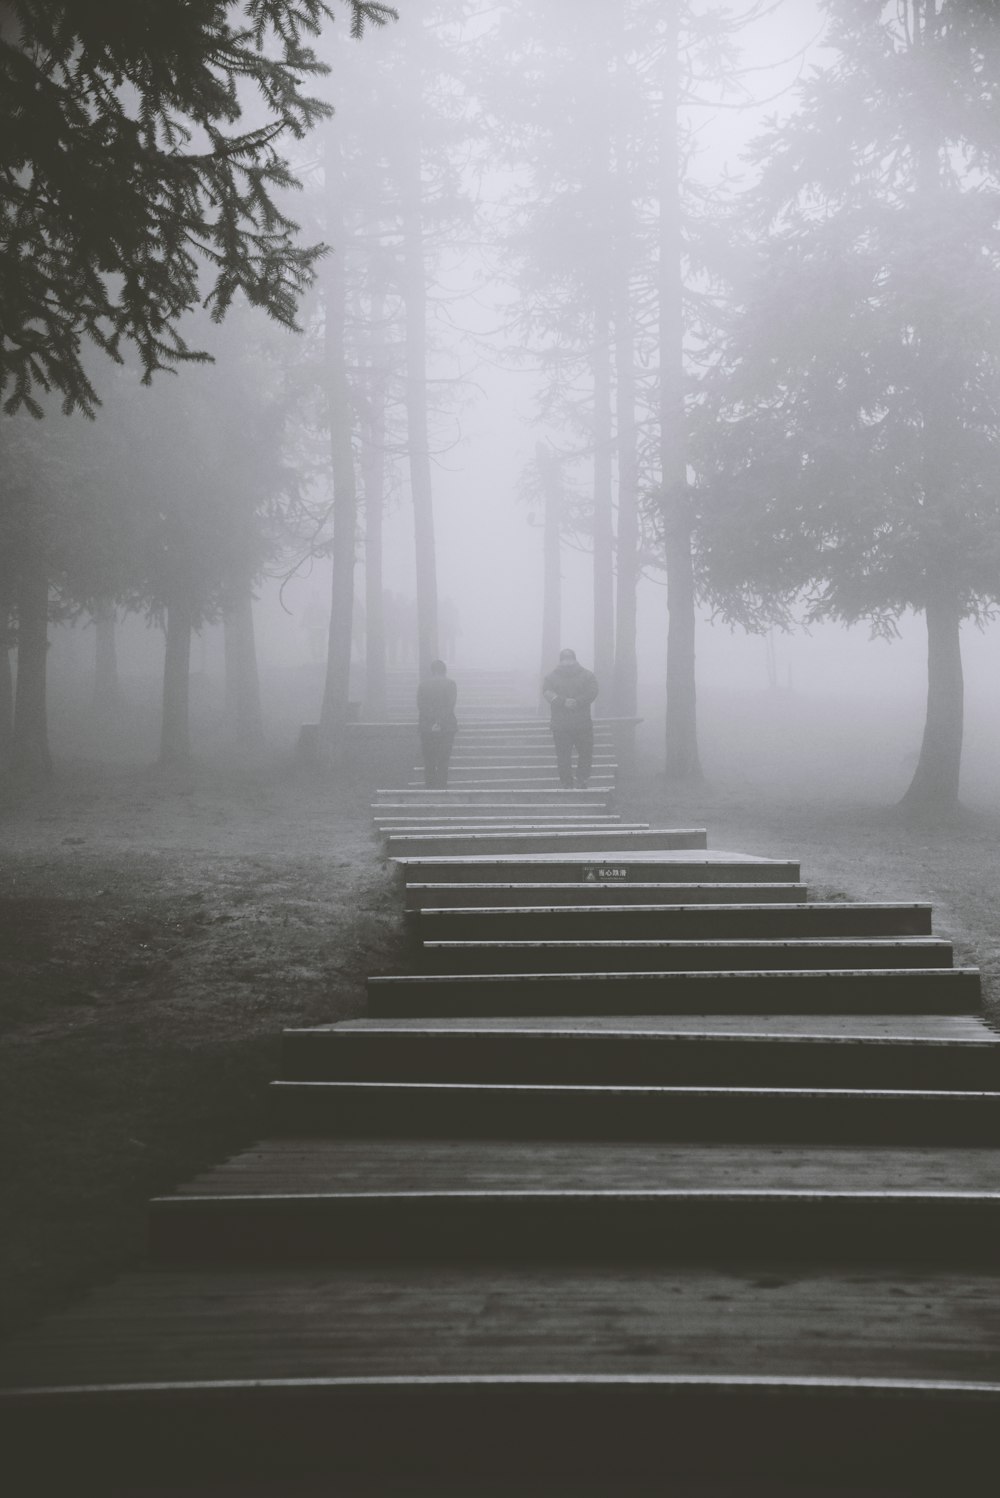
xmin=362 ymin=288 xmax=388 ymax=721
xmin=537 ymin=441 xmax=562 ymax=691
xmin=899 ymin=593 xmax=964 ymax=815
xmin=0 ymin=579 xmax=13 ymax=765
xmin=93 ymin=602 xmax=120 ymax=718
xmin=592 ymin=287 xmax=615 ymax=693
xmin=223 ymin=584 xmax=263 ymax=750
xmin=159 ymin=601 xmax=192 ymax=766
xmin=397 ymin=36 xmax=439 ymax=674
xmin=659 ymin=11 xmax=701 ymax=780
xmin=612 ymin=328 xmax=638 ymax=718
xmin=11 ymin=551 xmax=52 ymax=778
xmin=319 ymin=130 xmax=358 ymax=750
xmin=610 ymin=1 xmax=638 ymax=721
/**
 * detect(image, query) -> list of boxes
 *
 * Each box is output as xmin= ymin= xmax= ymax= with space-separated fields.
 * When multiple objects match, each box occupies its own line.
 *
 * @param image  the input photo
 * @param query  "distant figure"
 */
xmin=542 ymin=647 xmax=599 ymax=789
xmin=417 ymin=659 xmax=458 ymax=789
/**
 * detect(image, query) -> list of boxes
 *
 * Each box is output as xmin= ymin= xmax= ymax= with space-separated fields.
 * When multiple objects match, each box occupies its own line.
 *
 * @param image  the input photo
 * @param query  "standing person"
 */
xmin=542 ymin=647 xmax=599 ymax=788
xmin=417 ymin=659 xmax=458 ymax=789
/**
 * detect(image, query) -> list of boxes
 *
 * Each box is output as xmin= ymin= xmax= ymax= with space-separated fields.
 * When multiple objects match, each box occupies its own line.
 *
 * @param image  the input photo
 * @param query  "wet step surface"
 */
xmin=3 ymin=1262 xmax=999 ymax=1387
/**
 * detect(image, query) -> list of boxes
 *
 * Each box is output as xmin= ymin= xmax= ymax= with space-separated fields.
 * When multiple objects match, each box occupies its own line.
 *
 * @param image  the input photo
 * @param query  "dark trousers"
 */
xmin=552 ymin=720 xmax=593 ymax=787
xmin=421 ymin=729 xmax=455 ymax=788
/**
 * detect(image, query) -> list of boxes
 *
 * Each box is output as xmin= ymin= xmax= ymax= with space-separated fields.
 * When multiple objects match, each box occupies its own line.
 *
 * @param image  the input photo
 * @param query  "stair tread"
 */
xmin=420 ymin=901 xmax=932 ymax=916
xmin=169 ymin=1138 xmax=1000 ymax=1196
xmin=298 ymin=1013 xmax=1000 ymax=1041
xmin=2 ymin=1263 xmax=999 ymax=1390
xmin=395 ymin=851 xmax=792 ymax=865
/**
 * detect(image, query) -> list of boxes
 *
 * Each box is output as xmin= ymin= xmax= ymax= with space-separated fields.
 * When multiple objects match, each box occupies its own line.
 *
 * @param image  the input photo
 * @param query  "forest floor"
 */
xmin=1 ymin=751 xmax=999 ymax=1343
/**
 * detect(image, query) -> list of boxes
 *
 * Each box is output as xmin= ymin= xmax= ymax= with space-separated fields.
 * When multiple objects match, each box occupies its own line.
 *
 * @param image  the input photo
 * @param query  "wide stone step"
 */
xmin=374 ymin=788 xmax=614 ymax=805
xmin=446 ymin=749 xmax=616 ymax=760
xmin=266 ymin=1078 xmax=1000 ymax=1144
xmin=386 ymin=829 xmax=707 ymax=856
xmin=379 ymin=821 xmax=642 ymax=838
xmin=148 ymin=1176 xmax=1000 ymax=1269
xmin=405 ymin=776 xmax=617 ymax=789
xmin=419 ymin=936 xmax=952 ymax=974
xmin=367 ymin=967 xmax=981 ymax=1017
xmin=416 ymin=902 xmax=933 ymax=942
xmin=393 ymin=854 xmax=799 ymax=883
xmin=373 ymin=811 xmax=624 ymax=825
xmin=403 ymin=881 xmax=810 ymax=909
xmin=2 ymin=1266 xmax=996 ymax=1492
xmin=281 ymin=1014 xmax=1000 ymax=1090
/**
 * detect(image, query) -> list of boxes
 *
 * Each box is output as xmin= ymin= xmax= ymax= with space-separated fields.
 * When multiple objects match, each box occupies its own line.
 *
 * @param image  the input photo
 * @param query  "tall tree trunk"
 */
xmin=224 ymin=584 xmax=263 ymax=750
xmin=362 ymin=287 xmax=388 ymax=721
xmin=398 ymin=25 xmax=439 ymax=675
xmin=899 ymin=592 xmax=964 ymax=815
xmin=159 ymin=601 xmax=192 ymax=767
xmin=592 ymin=287 xmax=615 ymax=693
xmin=611 ymin=1 xmax=638 ymax=721
xmin=660 ymin=8 xmax=701 ymax=779
xmin=0 ymin=578 xmax=13 ymax=766
xmin=319 ymin=131 xmax=358 ymax=751
xmin=11 ymin=551 xmax=52 ymax=778
xmin=93 ymin=602 xmax=120 ymax=719
xmin=537 ymin=441 xmax=562 ymax=691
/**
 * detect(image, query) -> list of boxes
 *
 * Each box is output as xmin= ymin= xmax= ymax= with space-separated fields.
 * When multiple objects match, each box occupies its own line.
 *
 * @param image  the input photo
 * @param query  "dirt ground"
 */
xmin=1 ymin=745 xmax=998 ymax=1344
xmin=0 ymin=759 xmax=403 ymax=1340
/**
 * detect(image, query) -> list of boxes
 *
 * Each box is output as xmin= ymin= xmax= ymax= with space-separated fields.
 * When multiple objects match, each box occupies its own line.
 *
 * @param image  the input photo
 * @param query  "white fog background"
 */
xmin=39 ymin=0 xmax=1000 ymax=806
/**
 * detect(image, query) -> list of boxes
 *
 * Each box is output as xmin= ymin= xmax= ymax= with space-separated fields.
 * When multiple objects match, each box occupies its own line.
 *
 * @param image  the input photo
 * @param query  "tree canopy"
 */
xmin=695 ymin=0 xmax=1000 ymax=811
xmin=0 ymin=0 xmax=396 ymax=416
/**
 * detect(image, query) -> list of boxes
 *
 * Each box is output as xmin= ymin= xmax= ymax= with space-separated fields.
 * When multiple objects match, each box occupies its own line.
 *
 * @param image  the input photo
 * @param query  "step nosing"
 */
xmin=152 ymin=1188 xmax=1000 ymax=1205
xmin=284 ymin=1026 xmax=999 ymax=1049
xmin=270 ymin=1080 xmax=1000 ymax=1100
xmin=370 ymin=966 xmax=980 ymax=981
xmin=4 ymin=1373 xmax=999 ymax=1398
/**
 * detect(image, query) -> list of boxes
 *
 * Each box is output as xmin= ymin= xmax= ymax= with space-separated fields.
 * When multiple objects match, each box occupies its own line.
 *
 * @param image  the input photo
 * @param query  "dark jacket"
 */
xmin=542 ymin=662 xmax=599 ymax=725
xmin=417 ymin=675 xmax=458 ymax=733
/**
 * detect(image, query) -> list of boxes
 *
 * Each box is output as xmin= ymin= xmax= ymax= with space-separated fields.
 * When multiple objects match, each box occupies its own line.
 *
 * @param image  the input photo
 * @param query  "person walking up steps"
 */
xmin=543 ymin=647 xmax=599 ymax=788
xmin=417 ymin=659 xmax=458 ymax=788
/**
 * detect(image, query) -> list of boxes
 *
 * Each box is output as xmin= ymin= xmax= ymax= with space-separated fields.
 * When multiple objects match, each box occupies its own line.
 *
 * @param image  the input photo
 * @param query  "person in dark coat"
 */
xmin=542 ymin=648 xmax=599 ymax=788
xmin=417 ymin=659 xmax=458 ymax=789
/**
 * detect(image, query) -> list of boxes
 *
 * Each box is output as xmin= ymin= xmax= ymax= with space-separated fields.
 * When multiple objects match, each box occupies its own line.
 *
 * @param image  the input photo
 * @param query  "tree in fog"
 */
xmin=0 ymin=0 xmax=395 ymax=417
xmin=697 ymin=0 xmax=1000 ymax=815
xmin=483 ymin=0 xmax=621 ymax=694
xmin=485 ymin=0 xmax=767 ymax=754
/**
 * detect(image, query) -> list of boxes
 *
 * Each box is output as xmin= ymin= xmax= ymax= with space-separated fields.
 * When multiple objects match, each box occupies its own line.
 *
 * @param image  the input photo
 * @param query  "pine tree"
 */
xmin=0 ymin=1 xmax=395 ymax=417
xmin=697 ymin=0 xmax=1000 ymax=815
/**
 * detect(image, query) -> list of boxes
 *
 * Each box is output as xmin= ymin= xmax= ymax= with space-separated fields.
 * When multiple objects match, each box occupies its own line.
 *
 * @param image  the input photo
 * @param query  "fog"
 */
xmin=9 ymin=0 xmax=1000 ymax=813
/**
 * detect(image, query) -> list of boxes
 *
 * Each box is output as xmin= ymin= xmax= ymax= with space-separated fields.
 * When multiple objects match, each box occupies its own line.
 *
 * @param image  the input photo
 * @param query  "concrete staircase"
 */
xmin=2 ymin=719 xmax=999 ymax=1493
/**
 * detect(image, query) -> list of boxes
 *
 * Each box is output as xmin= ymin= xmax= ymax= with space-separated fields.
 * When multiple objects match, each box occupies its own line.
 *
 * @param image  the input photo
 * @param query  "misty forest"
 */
xmin=4 ymin=0 xmax=1000 ymax=815
xmin=5 ymin=2 xmax=1000 ymax=1472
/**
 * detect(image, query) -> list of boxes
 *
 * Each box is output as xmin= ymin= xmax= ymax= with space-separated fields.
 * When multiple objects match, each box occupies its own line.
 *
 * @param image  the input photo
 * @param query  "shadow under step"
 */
xmin=404 ymin=880 xmax=810 ymax=909
xmin=415 ymin=902 xmax=933 ymax=942
xmin=418 ymin=936 xmax=953 ymax=974
xmin=281 ymin=1014 xmax=1000 ymax=1089
xmin=366 ymin=967 xmax=981 ymax=1017
xmin=148 ymin=1184 xmax=1000 ymax=1268
xmin=266 ymin=1078 xmax=1000 ymax=1144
